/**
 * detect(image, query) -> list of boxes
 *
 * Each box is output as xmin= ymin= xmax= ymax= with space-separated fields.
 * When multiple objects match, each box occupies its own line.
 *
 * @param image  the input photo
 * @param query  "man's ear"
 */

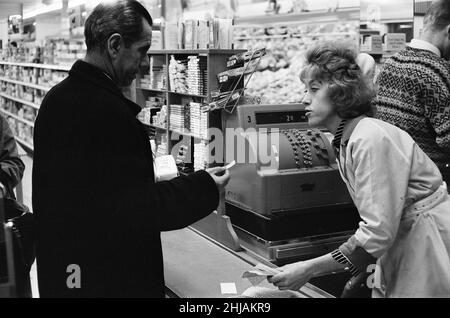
xmin=446 ymin=25 xmax=450 ymax=39
xmin=106 ymin=33 xmax=122 ymax=58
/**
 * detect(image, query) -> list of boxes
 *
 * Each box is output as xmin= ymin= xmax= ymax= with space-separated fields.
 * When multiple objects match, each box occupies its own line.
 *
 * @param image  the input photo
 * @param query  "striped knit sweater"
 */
xmin=375 ymin=46 xmax=450 ymax=171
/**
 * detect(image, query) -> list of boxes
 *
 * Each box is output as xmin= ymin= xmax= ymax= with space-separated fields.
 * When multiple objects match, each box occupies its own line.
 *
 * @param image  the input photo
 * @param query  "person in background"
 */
xmin=0 ymin=113 xmax=28 ymax=297
xmin=375 ymin=0 xmax=450 ymax=184
xmin=0 ymin=114 xmax=24 ymax=200
xmin=268 ymin=42 xmax=450 ymax=298
xmin=33 ymin=0 xmax=229 ymax=298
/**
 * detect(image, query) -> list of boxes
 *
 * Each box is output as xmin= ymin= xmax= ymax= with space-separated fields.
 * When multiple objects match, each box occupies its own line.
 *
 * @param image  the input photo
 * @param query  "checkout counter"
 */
xmin=161 ymin=228 xmax=334 ymax=298
xmin=162 ymin=104 xmax=360 ymax=298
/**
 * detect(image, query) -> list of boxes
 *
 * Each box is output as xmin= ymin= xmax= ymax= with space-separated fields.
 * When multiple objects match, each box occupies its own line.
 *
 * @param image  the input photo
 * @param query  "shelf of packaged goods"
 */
xmin=0 ymin=92 xmax=40 ymax=110
xmin=147 ymin=49 xmax=245 ymax=55
xmin=145 ymin=123 xmax=167 ymax=130
xmin=14 ymin=136 xmax=34 ymax=152
xmin=168 ymin=91 xmax=207 ymax=99
xmin=143 ymin=107 xmax=163 ymax=110
xmin=235 ymin=32 xmax=356 ymax=41
xmin=169 ymin=128 xmax=207 ymax=141
xmin=235 ymin=34 xmax=290 ymax=41
xmin=0 ymin=108 xmax=35 ymax=128
xmin=0 ymin=77 xmax=52 ymax=92
xmin=0 ymin=61 xmax=71 ymax=72
xmin=137 ymin=86 xmax=167 ymax=93
xmin=138 ymin=89 xmax=208 ymax=100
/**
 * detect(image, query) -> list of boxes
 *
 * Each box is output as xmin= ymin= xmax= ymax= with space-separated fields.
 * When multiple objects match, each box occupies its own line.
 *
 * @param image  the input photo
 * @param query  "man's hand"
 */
xmin=206 ymin=167 xmax=230 ymax=193
xmin=268 ymin=261 xmax=314 ymax=291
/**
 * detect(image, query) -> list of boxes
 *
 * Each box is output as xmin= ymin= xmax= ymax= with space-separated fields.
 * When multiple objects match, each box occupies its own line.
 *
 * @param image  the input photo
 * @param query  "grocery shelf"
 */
xmin=137 ymin=86 xmax=167 ymax=93
xmin=169 ymin=128 xmax=207 ymax=141
xmin=168 ymin=91 xmax=207 ymax=99
xmin=235 ymin=32 xmax=356 ymax=41
xmin=148 ymin=49 xmax=244 ymax=55
xmin=14 ymin=136 xmax=34 ymax=152
xmin=138 ymin=87 xmax=208 ymax=98
xmin=146 ymin=123 xmax=167 ymax=130
xmin=0 ymin=61 xmax=71 ymax=72
xmin=0 ymin=108 xmax=35 ymax=127
xmin=0 ymin=92 xmax=41 ymax=110
xmin=235 ymin=34 xmax=290 ymax=41
xmin=136 ymin=50 xmax=241 ymax=166
xmin=0 ymin=77 xmax=52 ymax=92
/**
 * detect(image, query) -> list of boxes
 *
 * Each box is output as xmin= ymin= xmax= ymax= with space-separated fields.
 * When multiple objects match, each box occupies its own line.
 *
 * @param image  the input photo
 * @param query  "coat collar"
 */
xmin=341 ymin=115 xmax=367 ymax=147
xmin=409 ymin=39 xmax=441 ymax=58
xmin=69 ymin=60 xmax=141 ymax=116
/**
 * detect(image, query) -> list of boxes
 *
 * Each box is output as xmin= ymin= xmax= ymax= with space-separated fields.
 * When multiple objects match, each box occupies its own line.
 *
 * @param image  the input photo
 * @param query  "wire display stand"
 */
xmin=205 ymin=48 xmax=266 ymax=114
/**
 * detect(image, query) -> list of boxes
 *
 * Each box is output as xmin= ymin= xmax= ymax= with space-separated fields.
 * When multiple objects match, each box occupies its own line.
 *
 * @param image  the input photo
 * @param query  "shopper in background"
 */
xmin=0 ymin=114 xmax=25 ymax=200
xmin=0 ymin=113 xmax=29 ymax=297
xmin=375 ymin=0 xmax=450 ymax=185
xmin=33 ymin=0 xmax=229 ymax=298
xmin=268 ymin=42 xmax=450 ymax=297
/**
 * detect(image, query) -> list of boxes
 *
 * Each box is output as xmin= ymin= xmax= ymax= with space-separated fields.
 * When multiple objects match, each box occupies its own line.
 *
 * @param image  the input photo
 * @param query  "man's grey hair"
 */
xmin=424 ymin=0 xmax=450 ymax=32
xmin=84 ymin=0 xmax=153 ymax=53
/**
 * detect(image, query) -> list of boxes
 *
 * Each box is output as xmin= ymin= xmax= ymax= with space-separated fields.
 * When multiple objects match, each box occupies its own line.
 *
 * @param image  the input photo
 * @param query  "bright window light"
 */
xmin=68 ymin=0 xmax=118 ymax=9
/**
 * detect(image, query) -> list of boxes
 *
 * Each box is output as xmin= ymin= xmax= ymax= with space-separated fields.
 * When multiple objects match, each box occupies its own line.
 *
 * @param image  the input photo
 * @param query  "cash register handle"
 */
xmin=206 ymin=166 xmax=230 ymax=215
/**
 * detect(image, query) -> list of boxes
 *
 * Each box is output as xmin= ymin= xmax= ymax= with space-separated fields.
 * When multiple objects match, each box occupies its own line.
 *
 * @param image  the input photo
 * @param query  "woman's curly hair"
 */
xmin=300 ymin=42 xmax=376 ymax=119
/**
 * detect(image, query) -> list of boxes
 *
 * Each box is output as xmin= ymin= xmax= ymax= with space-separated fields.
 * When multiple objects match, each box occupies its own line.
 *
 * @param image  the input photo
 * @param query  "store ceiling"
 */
xmin=0 ymin=0 xmax=52 ymax=20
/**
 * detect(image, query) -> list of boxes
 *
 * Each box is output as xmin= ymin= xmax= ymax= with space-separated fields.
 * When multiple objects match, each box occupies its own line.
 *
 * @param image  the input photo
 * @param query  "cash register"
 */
xmin=222 ymin=104 xmax=360 ymax=264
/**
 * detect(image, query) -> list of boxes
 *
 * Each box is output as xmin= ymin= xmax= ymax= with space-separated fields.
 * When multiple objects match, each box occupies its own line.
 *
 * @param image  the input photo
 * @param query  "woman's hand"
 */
xmin=268 ymin=261 xmax=315 ymax=291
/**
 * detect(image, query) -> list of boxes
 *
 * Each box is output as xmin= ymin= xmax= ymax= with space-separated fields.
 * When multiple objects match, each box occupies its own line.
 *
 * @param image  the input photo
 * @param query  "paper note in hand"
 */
xmin=224 ymin=160 xmax=236 ymax=170
xmin=242 ymin=263 xmax=281 ymax=286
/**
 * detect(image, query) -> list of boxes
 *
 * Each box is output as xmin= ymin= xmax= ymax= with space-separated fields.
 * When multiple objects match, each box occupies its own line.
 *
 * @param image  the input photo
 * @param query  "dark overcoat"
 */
xmin=33 ymin=60 xmax=219 ymax=297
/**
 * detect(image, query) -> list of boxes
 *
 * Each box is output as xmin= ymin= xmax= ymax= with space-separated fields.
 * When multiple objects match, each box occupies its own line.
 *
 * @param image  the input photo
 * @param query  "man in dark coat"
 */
xmin=32 ymin=0 xmax=229 ymax=298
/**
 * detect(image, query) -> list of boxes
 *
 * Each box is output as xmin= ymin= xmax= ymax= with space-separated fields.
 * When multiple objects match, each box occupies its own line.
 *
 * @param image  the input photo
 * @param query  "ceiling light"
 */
xmin=23 ymin=2 xmax=63 ymax=19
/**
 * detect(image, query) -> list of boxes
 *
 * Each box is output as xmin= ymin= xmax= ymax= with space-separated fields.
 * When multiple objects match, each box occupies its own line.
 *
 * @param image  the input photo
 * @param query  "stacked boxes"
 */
xmin=169 ymin=104 xmax=186 ymax=131
xmin=0 ymin=64 xmax=66 ymax=87
xmin=194 ymin=141 xmax=208 ymax=171
xmin=150 ymin=64 xmax=166 ymax=90
xmin=169 ymin=56 xmax=188 ymax=93
xmin=152 ymin=105 xmax=167 ymax=128
xmin=190 ymin=102 xmax=208 ymax=140
xmin=0 ymin=82 xmax=45 ymax=104
xmin=187 ymin=55 xmax=207 ymax=96
xmin=169 ymin=55 xmax=208 ymax=95
xmin=156 ymin=135 xmax=168 ymax=157
xmin=140 ymin=75 xmax=151 ymax=89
